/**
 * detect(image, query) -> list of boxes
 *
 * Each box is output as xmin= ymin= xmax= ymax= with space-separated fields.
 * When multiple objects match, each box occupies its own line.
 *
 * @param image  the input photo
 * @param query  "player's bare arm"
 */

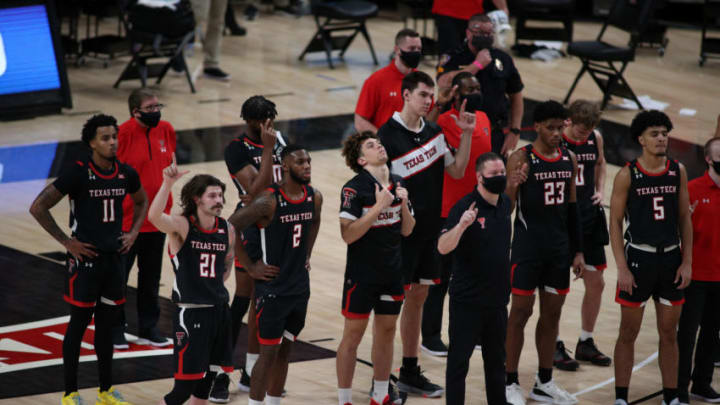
xmin=438 ymin=201 xmax=477 ymax=254
xmin=354 ymin=113 xmax=378 ymax=134
xmin=427 ymin=85 xmax=458 ymax=123
xmin=224 ymin=223 xmax=236 ymax=282
xmin=397 ymin=182 xmax=415 ymax=237
xmin=505 ymin=148 xmax=529 ymax=212
xmin=340 ymin=184 xmax=395 ymax=245
xmin=610 ymin=166 xmax=636 ymax=294
xmin=568 ymin=150 xmax=586 ymax=278
xmin=592 ymin=132 xmax=607 ymax=205
xmin=29 ymin=184 xmax=98 ymax=260
xmin=445 ymin=99 xmax=476 ymax=179
xmin=228 ymin=190 xmax=276 ymax=231
xmin=675 ymin=163 xmax=693 ymax=289
xmin=118 ymin=187 xmax=148 ymax=254
xmin=234 ymin=119 xmax=278 ymax=202
xmin=306 ymin=188 xmax=323 ymax=266
xmin=148 ymin=153 xmax=190 ymax=249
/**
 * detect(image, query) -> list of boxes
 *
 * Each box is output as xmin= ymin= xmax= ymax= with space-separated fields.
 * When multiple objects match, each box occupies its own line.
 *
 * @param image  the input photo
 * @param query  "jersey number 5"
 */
xmin=292 ymin=224 xmax=302 ymax=248
xmin=653 ymin=196 xmax=665 ymax=220
xmin=544 ymin=182 xmax=566 ymax=205
xmin=200 ymin=253 xmax=217 ymax=278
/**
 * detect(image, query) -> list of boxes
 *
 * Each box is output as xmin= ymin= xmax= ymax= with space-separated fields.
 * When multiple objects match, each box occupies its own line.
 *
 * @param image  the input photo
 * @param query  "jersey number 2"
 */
xmin=102 ymin=199 xmax=115 ymax=222
xmin=653 ymin=196 xmax=665 ymax=220
xmin=292 ymin=224 xmax=302 ymax=248
xmin=544 ymin=182 xmax=566 ymax=205
xmin=200 ymin=253 xmax=217 ymax=278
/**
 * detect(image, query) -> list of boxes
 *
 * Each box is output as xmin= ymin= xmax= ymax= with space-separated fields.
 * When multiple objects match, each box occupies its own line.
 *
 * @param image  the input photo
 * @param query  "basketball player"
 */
xmin=228 ymin=145 xmax=323 ymax=405
xmin=504 ymin=100 xmax=585 ymax=405
xmin=556 ymin=100 xmax=611 ymax=370
xmin=148 ymin=155 xmax=236 ymax=405
xmin=377 ymin=71 xmax=475 ymax=398
xmin=29 ymin=114 xmax=148 ymax=405
xmin=610 ymin=110 xmax=692 ymax=405
xmin=210 ymin=95 xmax=285 ymax=402
xmin=336 ymin=132 xmax=415 ymax=405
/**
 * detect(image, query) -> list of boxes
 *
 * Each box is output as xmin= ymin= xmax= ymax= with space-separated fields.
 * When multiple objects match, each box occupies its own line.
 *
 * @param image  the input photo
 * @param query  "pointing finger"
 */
xmin=172 ymin=152 xmax=177 ymax=166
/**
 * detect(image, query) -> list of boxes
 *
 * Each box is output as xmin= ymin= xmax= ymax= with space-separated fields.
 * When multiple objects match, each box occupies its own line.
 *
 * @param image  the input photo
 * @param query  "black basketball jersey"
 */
xmin=224 ymin=132 xmax=286 ymax=202
xmin=339 ymin=171 xmax=410 ymax=282
xmin=624 ymin=159 xmax=680 ymax=247
xmin=511 ymin=145 xmax=574 ymax=260
xmin=561 ymin=131 xmax=600 ymax=230
xmin=171 ymin=216 xmax=230 ymax=305
xmin=53 ymin=158 xmax=141 ymax=252
xmin=253 ymin=184 xmax=316 ymax=297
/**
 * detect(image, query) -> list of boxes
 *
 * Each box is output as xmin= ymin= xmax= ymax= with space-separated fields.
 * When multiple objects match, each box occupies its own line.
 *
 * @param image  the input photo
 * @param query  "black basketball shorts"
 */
xmin=255 ymin=293 xmax=309 ymax=345
xmin=615 ymin=244 xmax=684 ymax=307
xmin=64 ymin=252 xmax=125 ymax=307
xmin=511 ymin=254 xmax=571 ymax=296
xmin=173 ymin=305 xmax=234 ymax=380
xmin=402 ymin=232 xmax=441 ymax=289
xmin=583 ymin=234 xmax=607 ymax=272
xmin=341 ymin=275 xmax=404 ymax=318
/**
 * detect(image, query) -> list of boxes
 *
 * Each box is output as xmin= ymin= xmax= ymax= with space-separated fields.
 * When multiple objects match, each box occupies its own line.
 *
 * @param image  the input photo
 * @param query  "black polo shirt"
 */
xmin=437 ymin=41 xmax=524 ymax=126
xmin=441 ymin=188 xmax=512 ymax=306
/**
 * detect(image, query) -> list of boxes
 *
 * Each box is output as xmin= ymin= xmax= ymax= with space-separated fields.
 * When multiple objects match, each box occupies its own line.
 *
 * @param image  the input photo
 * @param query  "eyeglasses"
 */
xmin=138 ymin=104 xmax=165 ymax=112
xmin=468 ymin=24 xmax=493 ymax=36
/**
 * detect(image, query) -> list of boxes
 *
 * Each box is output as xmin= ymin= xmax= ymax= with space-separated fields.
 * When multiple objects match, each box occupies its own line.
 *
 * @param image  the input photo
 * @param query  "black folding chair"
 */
xmin=563 ymin=0 xmax=659 ymax=110
xmin=298 ymin=0 xmax=379 ymax=69
xmin=514 ymin=0 xmax=576 ymax=46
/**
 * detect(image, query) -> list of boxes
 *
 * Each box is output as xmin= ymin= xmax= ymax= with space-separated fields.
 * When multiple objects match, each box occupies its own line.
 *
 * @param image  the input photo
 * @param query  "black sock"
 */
xmin=663 ymin=387 xmax=678 ymax=404
xmin=616 ymin=387 xmax=629 ymax=401
xmin=538 ymin=367 xmax=552 ymax=384
xmin=63 ymin=306 xmax=94 ymax=396
xmin=94 ymin=304 xmax=118 ymax=392
xmin=506 ymin=372 xmax=519 ymax=386
xmin=230 ymin=295 xmax=250 ymax=347
xmin=402 ymin=357 xmax=418 ymax=371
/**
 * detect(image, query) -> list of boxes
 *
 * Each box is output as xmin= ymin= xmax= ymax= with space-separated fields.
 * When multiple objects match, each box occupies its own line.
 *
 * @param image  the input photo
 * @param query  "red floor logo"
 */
xmin=0 ymin=316 xmax=172 ymax=374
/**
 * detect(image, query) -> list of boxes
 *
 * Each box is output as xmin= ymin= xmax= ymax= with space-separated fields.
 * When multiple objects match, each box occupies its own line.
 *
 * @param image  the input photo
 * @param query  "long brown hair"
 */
xmin=180 ymin=174 xmax=226 ymax=218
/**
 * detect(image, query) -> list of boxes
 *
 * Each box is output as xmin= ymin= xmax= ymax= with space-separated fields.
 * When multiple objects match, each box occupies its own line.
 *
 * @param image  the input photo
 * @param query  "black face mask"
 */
xmin=712 ymin=160 xmax=720 ymax=175
xmin=399 ymin=50 xmax=422 ymax=69
xmin=472 ymin=34 xmax=494 ymax=51
xmin=461 ymin=93 xmax=484 ymax=113
xmin=482 ymin=174 xmax=506 ymax=194
xmin=138 ymin=110 xmax=161 ymax=128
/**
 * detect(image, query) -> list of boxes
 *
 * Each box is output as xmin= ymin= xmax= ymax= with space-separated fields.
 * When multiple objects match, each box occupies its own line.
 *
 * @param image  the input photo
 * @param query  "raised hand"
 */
xmin=510 ymin=162 xmax=529 ymax=186
xmin=395 ymin=182 xmax=409 ymax=205
xmin=260 ymin=118 xmax=277 ymax=147
xmin=375 ymin=184 xmax=394 ymax=210
xmin=459 ymin=201 xmax=478 ymax=229
xmin=437 ymin=84 xmax=458 ymax=107
xmin=163 ymin=153 xmax=190 ymax=185
xmin=450 ymin=99 xmax=476 ymax=133
xmin=475 ymin=49 xmax=492 ymax=68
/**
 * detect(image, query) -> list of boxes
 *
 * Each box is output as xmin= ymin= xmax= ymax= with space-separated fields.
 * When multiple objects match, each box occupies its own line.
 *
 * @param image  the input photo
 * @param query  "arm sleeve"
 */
xmin=125 ymin=166 xmax=142 ymax=194
xmin=339 ymin=181 xmax=364 ymax=221
xmin=224 ymin=140 xmax=251 ymax=175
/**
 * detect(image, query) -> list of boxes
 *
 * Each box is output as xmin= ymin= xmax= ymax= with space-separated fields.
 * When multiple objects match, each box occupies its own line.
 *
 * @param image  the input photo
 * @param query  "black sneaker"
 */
xmin=237 ymin=367 xmax=251 ymax=392
xmin=678 ymin=390 xmax=689 ymax=405
xmin=209 ymin=373 xmax=230 ymax=403
xmin=575 ymin=338 xmax=611 ymax=366
xmin=397 ymin=365 xmax=443 ymax=398
xmin=691 ymin=384 xmax=720 ymax=403
xmin=244 ymin=4 xmax=258 ymax=20
xmin=368 ymin=378 xmax=402 ymax=404
xmin=203 ymin=67 xmax=231 ymax=82
xmin=112 ymin=328 xmax=129 ymax=350
xmin=420 ymin=338 xmax=448 ymax=357
xmin=553 ymin=340 xmax=579 ymax=371
xmin=137 ymin=328 xmax=172 ymax=347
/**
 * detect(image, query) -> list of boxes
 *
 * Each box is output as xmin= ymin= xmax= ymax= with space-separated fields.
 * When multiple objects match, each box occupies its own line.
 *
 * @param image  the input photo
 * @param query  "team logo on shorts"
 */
xmin=342 ymin=187 xmax=356 ymax=209
xmin=175 ymin=332 xmax=185 ymax=345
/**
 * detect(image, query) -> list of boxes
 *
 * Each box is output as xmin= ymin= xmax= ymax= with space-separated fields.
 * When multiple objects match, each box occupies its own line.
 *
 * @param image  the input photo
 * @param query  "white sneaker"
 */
xmin=662 ymin=400 xmax=680 ymax=405
xmin=506 ymin=383 xmax=526 ymax=405
xmin=614 ymin=400 xmax=628 ymax=405
xmin=529 ymin=376 xmax=578 ymax=404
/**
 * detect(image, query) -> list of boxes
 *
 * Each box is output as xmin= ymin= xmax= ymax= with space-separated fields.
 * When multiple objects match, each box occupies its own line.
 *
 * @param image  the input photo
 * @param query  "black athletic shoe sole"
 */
xmin=396 ymin=381 xmax=443 ymax=398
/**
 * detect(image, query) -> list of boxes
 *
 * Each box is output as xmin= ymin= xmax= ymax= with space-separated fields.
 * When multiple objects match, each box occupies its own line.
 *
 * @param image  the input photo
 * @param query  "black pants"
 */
xmin=434 ymin=14 xmax=468 ymax=57
xmin=421 ymin=252 xmax=451 ymax=343
xmin=119 ymin=232 xmax=166 ymax=331
xmin=490 ymin=126 xmax=506 ymax=157
xmin=447 ymin=300 xmax=507 ymax=405
xmin=677 ymin=280 xmax=720 ymax=391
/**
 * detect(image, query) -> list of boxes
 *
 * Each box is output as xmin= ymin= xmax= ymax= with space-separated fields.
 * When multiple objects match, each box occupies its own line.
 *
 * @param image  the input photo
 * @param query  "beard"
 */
xmin=289 ymin=169 xmax=310 ymax=185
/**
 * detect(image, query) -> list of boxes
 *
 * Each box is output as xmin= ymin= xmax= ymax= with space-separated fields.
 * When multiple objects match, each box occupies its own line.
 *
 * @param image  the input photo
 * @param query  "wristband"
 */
xmin=472 ymin=60 xmax=485 ymax=70
xmin=510 ymin=127 xmax=521 ymax=135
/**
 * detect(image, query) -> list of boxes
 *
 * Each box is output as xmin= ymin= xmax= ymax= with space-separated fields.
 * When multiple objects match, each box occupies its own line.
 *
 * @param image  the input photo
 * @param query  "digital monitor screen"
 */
xmin=0 ymin=5 xmax=61 ymax=95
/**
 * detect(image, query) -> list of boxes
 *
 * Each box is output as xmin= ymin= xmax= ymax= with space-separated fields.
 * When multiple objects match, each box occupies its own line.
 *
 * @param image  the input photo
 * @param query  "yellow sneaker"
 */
xmin=61 ymin=392 xmax=87 ymax=405
xmin=95 ymin=387 xmax=132 ymax=405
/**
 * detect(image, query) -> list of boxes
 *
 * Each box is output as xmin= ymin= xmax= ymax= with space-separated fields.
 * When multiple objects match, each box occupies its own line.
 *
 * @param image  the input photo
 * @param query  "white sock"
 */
xmin=373 ymin=380 xmax=388 ymax=404
xmin=580 ymin=330 xmax=593 ymax=341
xmin=338 ymin=388 xmax=352 ymax=405
xmin=265 ymin=394 xmax=282 ymax=405
xmin=246 ymin=353 xmax=259 ymax=374
xmin=557 ymin=337 xmax=562 ymax=342
xmin=248 ymin=399 xmax=263 ymax=405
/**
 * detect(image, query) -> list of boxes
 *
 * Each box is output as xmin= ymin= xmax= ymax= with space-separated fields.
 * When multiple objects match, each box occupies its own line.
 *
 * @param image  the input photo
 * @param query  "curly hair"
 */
xmin=533 ymin=100 xmax=568 ymax=123
xmin=342 ymin=132 xmax=379 ymax=173
xmin=241 ymin=95 xmax=278 ymax=122
xmin=568 ymin=100 xmax=601 ymax=129
xmin=81 ymin=114 xmax=118 ymax=146
xmin=180 ymin=174 xmax=226 ymax=218
xmin=630 ymin=110 xmax=673 ymax=143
